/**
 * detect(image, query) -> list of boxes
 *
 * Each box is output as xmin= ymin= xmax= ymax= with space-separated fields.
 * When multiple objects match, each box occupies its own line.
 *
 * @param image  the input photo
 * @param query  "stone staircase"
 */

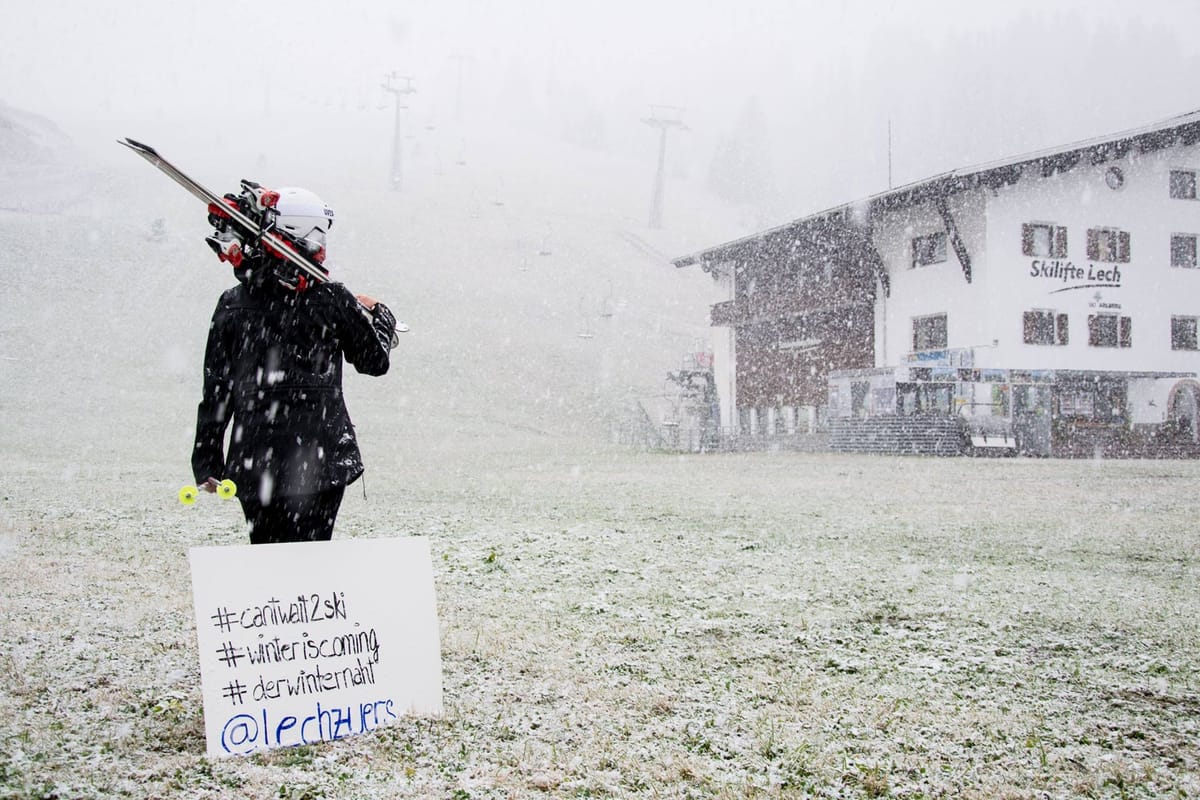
xmin=829 ymin=415 xmax=967 ymax=456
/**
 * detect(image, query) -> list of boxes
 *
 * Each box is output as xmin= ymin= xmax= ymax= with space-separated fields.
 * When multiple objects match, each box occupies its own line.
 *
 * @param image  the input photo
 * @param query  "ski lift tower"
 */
xmin=381 ymin=72 xmax=417 ymax=191
xmin=642 ymin=105 xmax=688 ymax=229
xmin=448 ymin=54 xmax=474 ymax=122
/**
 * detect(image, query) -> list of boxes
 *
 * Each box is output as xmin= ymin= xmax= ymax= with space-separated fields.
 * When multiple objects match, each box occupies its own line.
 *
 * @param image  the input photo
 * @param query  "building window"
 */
xmin=1172 ymin=316 xmax=1199 ymax=350
xmin=872 ymin=387 xmax=896 ymax=415
xmin=1059 ymin=386 xmax=1096 ymax=418
xmin=1088 ymin=314 xmax=1132 ymax=348
xmin=1021 ymin=223 xmax=1068 ymax=257
xmin=851 ymin=381 xmax=870 ymax=418
xmin=1023 ymin=310 xmax=1069 ymax=345
xmin=1170 ymin=169 xmax=1197 ymax=200
xmin=990 ymin=385 xmax=1011 ymax=417
xmin=911 ymin=232 xmax=947 ymax=268
xmin=1171 ymin=234 xmax=1198 ymax=268
xmin=897 ymin=383 xmax=954 ymax=415
xmin=912 ymin=313 xmax=948 ymax=351
xmin=1086 ymin=228 xmax=1131 ymax=263
xmin=1058 ymin=379 xmax=1128 ymax=423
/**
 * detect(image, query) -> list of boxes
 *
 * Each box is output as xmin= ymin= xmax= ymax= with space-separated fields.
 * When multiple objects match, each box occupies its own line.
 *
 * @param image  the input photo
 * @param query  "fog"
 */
xmin=3 ymin=0 xmax=1200 ymax=456
xmin=6 ymin=0 xmax=1200 ymax=223
xmin=6 ymin=6 xmax=1200 ymax=796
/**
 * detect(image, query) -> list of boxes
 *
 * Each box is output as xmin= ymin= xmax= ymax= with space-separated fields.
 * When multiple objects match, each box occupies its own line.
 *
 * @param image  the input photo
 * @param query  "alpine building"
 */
xmin=673 ymin=110 xmax=1200 ymax=457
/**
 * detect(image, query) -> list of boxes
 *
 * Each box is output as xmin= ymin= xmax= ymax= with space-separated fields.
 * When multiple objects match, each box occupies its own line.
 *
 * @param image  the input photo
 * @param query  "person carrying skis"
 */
xmin=190 ymin=187 xmax=396 ymax=544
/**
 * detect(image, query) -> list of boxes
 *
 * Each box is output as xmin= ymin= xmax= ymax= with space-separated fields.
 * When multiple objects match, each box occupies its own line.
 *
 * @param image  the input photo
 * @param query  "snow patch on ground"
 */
xmin=2 ymin=455 xmax=1199 ymax=799
xmin=2 ymin=110 xmax=1198 ymax=800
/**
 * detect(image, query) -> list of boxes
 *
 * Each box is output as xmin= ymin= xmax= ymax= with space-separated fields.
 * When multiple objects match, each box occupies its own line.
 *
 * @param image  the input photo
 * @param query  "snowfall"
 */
xmin=2 ymin=103 xmax=1199 ymax=800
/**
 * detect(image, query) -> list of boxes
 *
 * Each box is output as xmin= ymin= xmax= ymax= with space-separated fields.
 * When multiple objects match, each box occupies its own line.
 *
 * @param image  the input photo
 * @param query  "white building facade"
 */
xmin=676 ymin=111 xmax=1200 ymax=456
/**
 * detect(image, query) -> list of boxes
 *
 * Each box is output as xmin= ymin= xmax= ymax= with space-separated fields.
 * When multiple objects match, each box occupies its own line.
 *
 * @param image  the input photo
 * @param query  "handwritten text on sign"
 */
xmin=189 ymin=538 xmax=443 ymax=758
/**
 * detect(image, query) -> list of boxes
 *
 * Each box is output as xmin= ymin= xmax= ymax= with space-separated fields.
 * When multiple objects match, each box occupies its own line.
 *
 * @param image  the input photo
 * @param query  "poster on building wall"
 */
xmin=189 ymin=538 xmax=443 ymax=758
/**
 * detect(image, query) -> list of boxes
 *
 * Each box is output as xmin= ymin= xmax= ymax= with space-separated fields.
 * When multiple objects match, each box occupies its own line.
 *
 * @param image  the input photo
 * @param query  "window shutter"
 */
xmin=1056 ymin=313 xmax=1069 ymax=345
xmin=1021 ymin=224 xmax=1035 ymax=256
xmin=1053 ymin=226 xmax=1068 ymax=258
xmin=1086 ymin=229 xmax=1100 ymax=261
xmin=931 ymin=234 xmax=944 ymax=264
xmin=1118 ymin=231 xmax=1131 ymax=263
xmin=1119 ymin=316 xmax=1132 ymax=348
xmin=1023 ymin=312 xmax=1036 ymax=344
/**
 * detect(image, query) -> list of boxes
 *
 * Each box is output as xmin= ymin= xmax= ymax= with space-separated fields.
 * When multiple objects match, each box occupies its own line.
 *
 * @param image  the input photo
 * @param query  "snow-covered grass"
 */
xmin=2 ymin=452 xmax=1199 ymax=799
xmin=2 ymin=117 xmax=1197 ymax=799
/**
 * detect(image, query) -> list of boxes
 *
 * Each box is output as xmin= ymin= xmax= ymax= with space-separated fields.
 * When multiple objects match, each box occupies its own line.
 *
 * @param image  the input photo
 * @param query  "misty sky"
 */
xmin=5 ymin=0 xmax=1200 ymax=226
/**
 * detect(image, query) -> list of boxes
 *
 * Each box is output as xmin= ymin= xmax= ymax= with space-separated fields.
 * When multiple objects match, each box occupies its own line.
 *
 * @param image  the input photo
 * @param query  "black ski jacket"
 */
xmin=191 ymin=269 xmax=395 ymax=501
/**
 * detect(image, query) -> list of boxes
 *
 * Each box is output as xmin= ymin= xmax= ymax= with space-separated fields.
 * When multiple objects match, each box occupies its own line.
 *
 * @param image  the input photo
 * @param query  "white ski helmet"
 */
xmin=274 ymin=187 xmax=335 ymax=258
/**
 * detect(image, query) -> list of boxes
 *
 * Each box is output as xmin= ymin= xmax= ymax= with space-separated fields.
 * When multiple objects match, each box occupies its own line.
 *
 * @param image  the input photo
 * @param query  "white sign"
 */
xmin=189 ymin=538 xmax=443 ymax=758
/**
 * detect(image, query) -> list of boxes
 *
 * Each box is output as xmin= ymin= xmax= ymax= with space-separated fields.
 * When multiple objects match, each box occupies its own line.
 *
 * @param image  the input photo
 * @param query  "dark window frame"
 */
xmin=911 ymin=232 xmax=948 ymax=269
xmin=1058 ymin=379 xmax=1128 ymax=423
xmin=1086 ymin=227 xmax=1131 ymax=263
xmin=1021 ymin=223 xmax=1068 ymax=258
xmin=1023 ymin=310 xmax=1069 ymax=345
xmin=1088 ymin=313 xmax=1132 ymax=348
xmin=1172 ymin=316 xmax=1199 ymax=351
xmin=1170 ymin=169 xmax=1197 ymax=200
xmin=912 ymin=313 xmax=948 ymax=352
xmin=1171 ymin=233 xmax=1198 ymax=268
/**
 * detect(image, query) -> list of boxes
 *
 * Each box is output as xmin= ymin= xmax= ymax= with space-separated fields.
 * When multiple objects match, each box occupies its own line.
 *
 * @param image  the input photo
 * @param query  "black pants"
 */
xmin=239 ymin=485 xmax=346 ymax=545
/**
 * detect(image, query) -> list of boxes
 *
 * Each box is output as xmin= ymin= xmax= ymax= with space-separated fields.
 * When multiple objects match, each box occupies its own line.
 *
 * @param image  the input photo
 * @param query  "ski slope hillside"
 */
xmin=0 ymin=105 xmax=743 ymax=479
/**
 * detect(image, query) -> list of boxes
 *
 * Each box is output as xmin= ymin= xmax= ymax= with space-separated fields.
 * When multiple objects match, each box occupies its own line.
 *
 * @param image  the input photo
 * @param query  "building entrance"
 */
xmin=1013 ymin=385 xmax=1052 ymax=456
xmin=1168 ymin=380 xmax=1200 ymax=442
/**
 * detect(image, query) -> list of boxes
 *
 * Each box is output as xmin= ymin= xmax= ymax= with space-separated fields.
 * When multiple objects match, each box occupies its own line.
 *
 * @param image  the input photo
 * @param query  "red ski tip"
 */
xmin=119 ymin=137 xmax=158 ymax=155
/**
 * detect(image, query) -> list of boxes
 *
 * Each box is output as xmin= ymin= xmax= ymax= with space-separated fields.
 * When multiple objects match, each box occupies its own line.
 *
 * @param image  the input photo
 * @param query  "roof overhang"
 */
xmin=673 ymin=109 xmax=1200 ymax=271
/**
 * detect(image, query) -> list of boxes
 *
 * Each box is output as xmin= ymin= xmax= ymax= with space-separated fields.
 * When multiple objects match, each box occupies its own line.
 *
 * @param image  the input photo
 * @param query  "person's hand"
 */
xmin=356 ymin=294 xmax=378 ymax=310
xmin=200 ymin=477 xmax=221 ymax=493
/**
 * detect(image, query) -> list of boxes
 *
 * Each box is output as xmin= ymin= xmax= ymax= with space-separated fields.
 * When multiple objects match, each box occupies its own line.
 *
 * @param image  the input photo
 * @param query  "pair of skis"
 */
xmin=118 ymin=138 xmax=407 ymax=341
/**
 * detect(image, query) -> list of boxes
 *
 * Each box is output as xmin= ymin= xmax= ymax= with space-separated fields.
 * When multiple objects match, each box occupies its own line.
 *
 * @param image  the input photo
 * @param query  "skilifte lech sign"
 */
xmin=1029 ymin=259 xmax=1124 ymax=292
xmin=189 ymin=538 xmax=443 ymax=757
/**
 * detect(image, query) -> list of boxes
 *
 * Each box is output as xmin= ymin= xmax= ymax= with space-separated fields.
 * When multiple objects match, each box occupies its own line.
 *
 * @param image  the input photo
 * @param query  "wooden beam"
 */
xmin=936 ymin=194 xmax=972 ymax=283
